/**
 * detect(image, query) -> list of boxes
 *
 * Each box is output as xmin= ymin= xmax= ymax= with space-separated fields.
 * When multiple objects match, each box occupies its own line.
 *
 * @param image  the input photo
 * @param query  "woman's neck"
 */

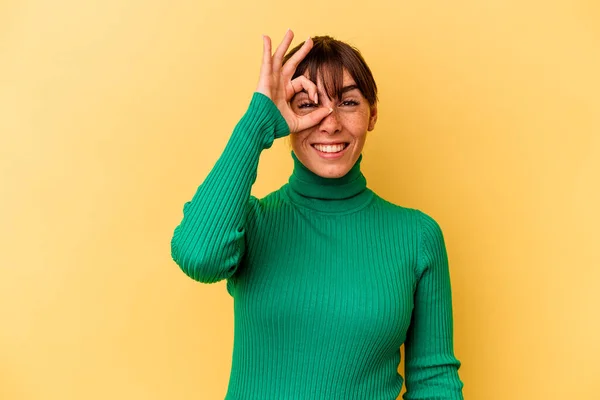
xmin=285 ymin=151 xmax=373 ymax=214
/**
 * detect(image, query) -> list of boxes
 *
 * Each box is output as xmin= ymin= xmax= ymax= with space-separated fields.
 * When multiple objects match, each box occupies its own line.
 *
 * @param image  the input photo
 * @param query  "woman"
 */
xmin=171 ymin=30 xmax=464 ymax=399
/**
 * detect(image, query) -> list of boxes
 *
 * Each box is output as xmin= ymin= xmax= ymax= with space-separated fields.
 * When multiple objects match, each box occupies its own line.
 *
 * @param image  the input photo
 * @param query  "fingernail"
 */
xmin=314 ymin=94 xmax=318 ymax=103
xmin=329 ymin=108 xmax=333 ymax=113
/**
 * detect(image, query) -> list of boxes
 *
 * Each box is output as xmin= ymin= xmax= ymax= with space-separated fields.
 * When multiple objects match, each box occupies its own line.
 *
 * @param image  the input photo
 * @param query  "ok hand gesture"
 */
xmin=256 ymin=30 xmax=333 ymax=134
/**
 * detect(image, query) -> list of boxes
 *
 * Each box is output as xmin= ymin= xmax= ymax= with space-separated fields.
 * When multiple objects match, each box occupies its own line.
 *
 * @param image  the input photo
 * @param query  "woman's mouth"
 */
xmin=311 ymin=142 xmax=350 ymax=159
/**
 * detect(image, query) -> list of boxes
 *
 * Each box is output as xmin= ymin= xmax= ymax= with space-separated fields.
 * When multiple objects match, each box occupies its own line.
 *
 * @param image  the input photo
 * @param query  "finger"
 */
xmin=272 ymin=29 xmax=294 ymax=72
xmin=261 ymin=35 xmax=272 ymax=75
xmin=281 ymin=37 xmax=313 ymax=78
xmin=256 ymin=35 xmax=273 ymax=96
xmin=288 ymin=75 xmax=319 ymax=104
xmin=295 ymin=107 xmax=333 ymax=132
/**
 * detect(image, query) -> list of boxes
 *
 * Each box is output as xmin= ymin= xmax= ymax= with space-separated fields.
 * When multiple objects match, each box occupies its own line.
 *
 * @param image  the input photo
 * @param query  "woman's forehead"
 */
xmin=303 ymin=67 xmax=353 ymax=85
xmin=294 ymin=65 xmax=363 ymax=101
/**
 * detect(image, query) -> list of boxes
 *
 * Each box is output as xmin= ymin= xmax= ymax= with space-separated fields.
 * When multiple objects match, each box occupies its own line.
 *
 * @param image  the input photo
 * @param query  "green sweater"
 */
xmin=171 ymin=93 xmax=464 ymax=399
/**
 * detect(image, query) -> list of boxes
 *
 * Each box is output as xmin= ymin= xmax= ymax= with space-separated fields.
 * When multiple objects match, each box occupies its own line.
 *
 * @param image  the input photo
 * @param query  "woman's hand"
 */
xmin=256 ymin=30 xmax=332 ymax=133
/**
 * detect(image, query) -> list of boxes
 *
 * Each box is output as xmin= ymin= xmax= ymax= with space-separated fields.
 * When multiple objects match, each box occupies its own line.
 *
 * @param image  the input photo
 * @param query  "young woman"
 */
xmin=171 ymin=30 xmax=464 ymax=399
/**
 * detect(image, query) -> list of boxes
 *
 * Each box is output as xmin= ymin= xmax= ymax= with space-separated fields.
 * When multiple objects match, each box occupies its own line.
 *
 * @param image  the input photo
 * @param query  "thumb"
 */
xmin=295 ymin=107 xmax=333 ymax=132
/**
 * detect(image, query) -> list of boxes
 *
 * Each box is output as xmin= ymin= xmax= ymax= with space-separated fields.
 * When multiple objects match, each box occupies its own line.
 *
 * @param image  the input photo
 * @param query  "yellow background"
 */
xmin=1 ymin=0 xmax=599 ymax=399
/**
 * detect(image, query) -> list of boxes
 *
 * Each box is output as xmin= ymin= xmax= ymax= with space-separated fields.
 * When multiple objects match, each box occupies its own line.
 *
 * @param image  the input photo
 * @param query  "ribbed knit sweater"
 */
xmin=171 ymin=93 xmax=464 ymax=399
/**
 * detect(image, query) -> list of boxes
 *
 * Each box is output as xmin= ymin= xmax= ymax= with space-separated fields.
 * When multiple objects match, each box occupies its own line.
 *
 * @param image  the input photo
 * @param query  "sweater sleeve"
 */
xmin=170 ymin=92 xmax=289 ymax=284
xmin=403 ymin=211 xmax=464 ymax=399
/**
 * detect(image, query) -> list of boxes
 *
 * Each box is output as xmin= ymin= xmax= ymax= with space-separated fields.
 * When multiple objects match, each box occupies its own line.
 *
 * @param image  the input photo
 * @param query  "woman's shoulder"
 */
xmin=370 ymin=192 xmax=441 ymax=227
xmin=370 ymin=192 xmax=418 ymax=215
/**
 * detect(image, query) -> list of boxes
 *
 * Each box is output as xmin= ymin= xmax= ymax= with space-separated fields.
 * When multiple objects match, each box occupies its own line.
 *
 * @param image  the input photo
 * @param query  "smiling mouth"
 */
xmin=311 ymin=143 xmax=349 ymax=153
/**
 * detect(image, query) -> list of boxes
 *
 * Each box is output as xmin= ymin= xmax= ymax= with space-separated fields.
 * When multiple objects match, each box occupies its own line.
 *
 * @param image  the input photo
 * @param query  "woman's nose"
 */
xmin=319 ymin=108 xmax=342 ymax=134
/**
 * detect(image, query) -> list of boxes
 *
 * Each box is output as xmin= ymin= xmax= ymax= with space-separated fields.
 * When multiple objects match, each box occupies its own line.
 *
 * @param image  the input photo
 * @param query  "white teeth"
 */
xmin=313 ymin=143 xmax=346 ymax=153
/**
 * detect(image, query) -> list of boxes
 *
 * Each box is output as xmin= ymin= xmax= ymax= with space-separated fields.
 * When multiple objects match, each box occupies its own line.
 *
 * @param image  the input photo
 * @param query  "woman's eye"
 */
xmin=298 ymin=102 xmax=317 ymax=109
xmin=340 ymin=100 xmax=359 ymax=107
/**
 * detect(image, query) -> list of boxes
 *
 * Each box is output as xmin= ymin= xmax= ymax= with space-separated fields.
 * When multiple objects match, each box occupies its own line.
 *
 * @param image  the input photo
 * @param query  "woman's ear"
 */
xmin=368 ymin=104 xmax=378 ymax=131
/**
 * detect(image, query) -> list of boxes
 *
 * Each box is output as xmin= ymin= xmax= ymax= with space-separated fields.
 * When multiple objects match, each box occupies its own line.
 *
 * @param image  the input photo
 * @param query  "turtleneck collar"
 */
xmin=285 ymin=151 xmax=373 ymax=214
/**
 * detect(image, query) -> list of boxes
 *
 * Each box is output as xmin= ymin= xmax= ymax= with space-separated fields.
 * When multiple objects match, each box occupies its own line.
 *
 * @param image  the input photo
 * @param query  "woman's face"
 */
xmin=290 ymin=69 xmax=378 ymax=179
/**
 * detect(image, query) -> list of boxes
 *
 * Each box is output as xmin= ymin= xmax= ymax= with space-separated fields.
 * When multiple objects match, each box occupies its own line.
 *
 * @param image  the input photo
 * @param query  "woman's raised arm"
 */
xmin=170 ymin=30 xmax=330 ymax=283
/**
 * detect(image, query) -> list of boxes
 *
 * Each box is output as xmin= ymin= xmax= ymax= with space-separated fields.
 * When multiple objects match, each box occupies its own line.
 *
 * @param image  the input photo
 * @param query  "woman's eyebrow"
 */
xmin=296 ymin=85 xmax=359 ymax=96
xmin=341 ymin=84 xmax=359 ymax=94
xmin=293 ymin=84 xmax=360 ymax=102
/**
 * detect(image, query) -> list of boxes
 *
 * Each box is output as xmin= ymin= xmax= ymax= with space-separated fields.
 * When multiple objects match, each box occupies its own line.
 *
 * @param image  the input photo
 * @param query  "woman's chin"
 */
xmin=293 ymin=146 xmax=358 ymax=178
xmin=310 ymin=162 xmax=352 ymax=179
